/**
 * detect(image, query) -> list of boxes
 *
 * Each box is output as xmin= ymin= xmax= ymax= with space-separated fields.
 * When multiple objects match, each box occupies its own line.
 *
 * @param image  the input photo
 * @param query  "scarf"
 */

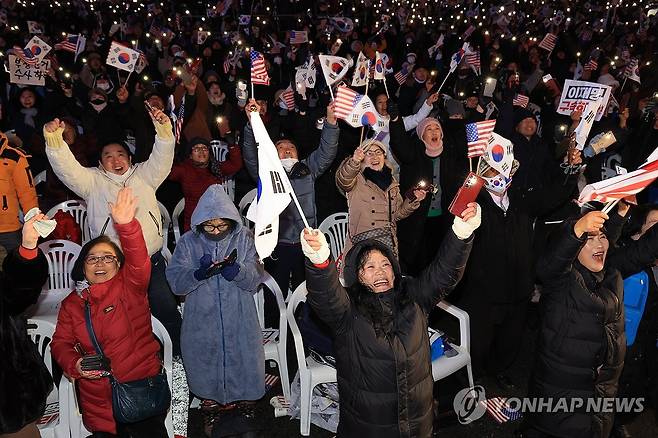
xmin=21 ymin=108 xmax=38 ymax=128
xmin=363 ymin=166 xmax=393 ymax=192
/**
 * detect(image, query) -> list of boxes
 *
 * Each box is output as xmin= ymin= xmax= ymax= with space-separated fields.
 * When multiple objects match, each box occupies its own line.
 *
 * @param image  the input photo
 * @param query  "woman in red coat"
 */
xmin=168 ymin=137 xmax=243 ymax=232
xmin=51 ymin=188 xmax=169 ymax=437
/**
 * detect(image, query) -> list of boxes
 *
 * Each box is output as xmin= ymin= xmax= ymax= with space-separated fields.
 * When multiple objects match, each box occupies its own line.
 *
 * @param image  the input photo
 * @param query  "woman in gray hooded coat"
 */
xmin=165 ymin=184 xmax=264 ymax=435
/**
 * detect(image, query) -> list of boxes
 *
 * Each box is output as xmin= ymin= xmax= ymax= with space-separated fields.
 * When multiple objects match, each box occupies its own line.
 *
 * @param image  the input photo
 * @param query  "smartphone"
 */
xmin=144 ymin=100 xmax=156 ymax=115
xmin=205 ymin=249 xmax=238 ymax=277
xmin=449 ymin=172 xmax=484 ymax=217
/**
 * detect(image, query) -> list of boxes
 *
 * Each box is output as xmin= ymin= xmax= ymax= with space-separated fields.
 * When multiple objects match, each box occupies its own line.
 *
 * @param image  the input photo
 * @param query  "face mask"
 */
xmin=202 ymin=230 xmax=229 ymax=241
xmin=91 ymin=98 xmax=105 ymax=105
xmin=91 ymin=101 xmax=107 ymax=112
xmin=281 ymin=158 xmax=298 ymax=172
xmin=483 ymin=173 xmax=511 ymax=195
xmin=96 ymin=79 xmax=111 ymax=91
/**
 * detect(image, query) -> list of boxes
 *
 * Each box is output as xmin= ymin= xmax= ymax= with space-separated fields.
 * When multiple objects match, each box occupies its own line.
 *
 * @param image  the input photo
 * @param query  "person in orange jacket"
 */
xmin=0 ymin=131 xmax=38 ymax=251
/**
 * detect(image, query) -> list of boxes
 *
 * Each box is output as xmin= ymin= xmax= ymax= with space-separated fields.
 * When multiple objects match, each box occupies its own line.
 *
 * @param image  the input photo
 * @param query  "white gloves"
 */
xmin=452 ymin=204 xmax=482 ymax=240
xmin=154 ymin=117 xmax=174 ymax=140
xmin=300 ymin=229 xmax=331 ymax=264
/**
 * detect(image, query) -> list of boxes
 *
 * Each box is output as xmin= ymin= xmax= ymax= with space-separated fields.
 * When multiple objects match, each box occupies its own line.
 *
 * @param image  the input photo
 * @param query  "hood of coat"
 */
xmin=342 ymin=238 xmax=402 ymax=289
xmin=191 ymin=184 xmax=243 ymax=233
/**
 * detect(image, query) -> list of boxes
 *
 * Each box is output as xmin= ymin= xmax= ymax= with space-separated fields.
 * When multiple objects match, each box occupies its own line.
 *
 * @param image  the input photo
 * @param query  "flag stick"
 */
xmin=601 ymin=198 xmax=621 ymax=214
xmin=289 ymin=192 xmax=310 ymax=229
xmin=359 ymin=69 xmax=371 ymax=145
xmin=619 ymin=77 xmax=627 ymax=96
xmin=117 ymin=69 xmax=121 ymax=87
xmin=469 ymin=157 xmax=473 ymax=172
xmin=251 ymin=81 xmax=255 ymax=100
xmin=125 ymin=70 xmax=132 ymax=87
xmin=382 ymin=76 xmax=390 ymax=98
xmin=328 ymin=83 xmax=335 ymax=101
xmin=437 ymin=70 xmax=452 ymax=93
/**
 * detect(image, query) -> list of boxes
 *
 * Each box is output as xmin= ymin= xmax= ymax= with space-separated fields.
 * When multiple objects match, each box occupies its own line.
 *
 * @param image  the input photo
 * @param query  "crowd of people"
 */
xmin=2 ymin=0 xmax=658 ymax=437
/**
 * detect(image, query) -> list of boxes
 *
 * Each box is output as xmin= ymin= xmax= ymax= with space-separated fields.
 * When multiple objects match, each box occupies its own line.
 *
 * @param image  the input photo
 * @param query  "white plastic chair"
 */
xmin=210 ymin=139 xmax=229 ymax=162
xmin=34 ymin=169 xmax=47 ymax=189
xmin=172 ymin=198 xmax=185 ymax=244
xmin=158 ymin=201 xmax=171 ymax=247
xmin=38 ymin=240 xmax=81 ymax=295
xmin=431 ymin=301 xmax=475 ymax=392
xmin=254 ymin=272 xmax=290 ymax=401
xmin=318 ymin=212 xmax=349 ymax=260
xmin=26 ymin=319 xmax=71 ymax=438
xmin=238 ymin=188 xmax=257 ymax=228
xmin=287 ymin=282 xmax=337 ymax=436
xmin=66 ymin=316 xmax=174 ymax=438
xmin=47 ymin=199 xmax=91 ymax=244
xmin=222 ymin=178 xmax=236 ymax=203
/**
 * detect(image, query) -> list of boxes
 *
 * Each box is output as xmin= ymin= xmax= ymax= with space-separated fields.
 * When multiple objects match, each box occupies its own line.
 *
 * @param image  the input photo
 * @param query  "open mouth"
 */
xmin=593 ymin=251 xmax=605 ymax=262
xmin=94 ymin=270 xmax=107 ymax=276
xmin=114 ymin=166 xmax=125 ymax=173
xmin=373 ymin=279 xmax=390 ymax=288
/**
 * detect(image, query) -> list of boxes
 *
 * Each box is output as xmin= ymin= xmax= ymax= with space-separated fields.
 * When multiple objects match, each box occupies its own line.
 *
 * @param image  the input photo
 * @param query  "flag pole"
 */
xmin=437 ymin=71 xmax=452 ymax=93
xmin=601 ymin=198 xmax=620 ymax=215
xmin=359 ymin=64 xmax=371 ymax=145
xmin=125 ymin=70 xmax=132 ymax=86
xmin=289 ymin=192 xmax=310 ymax=229
xmin=475 ymin=156 xmax=483 ymax=175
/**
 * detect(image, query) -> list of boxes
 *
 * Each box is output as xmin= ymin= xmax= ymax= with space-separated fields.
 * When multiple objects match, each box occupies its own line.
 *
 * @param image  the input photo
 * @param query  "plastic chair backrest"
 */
xmin=47 ymin=200 xmax=91 ymax=244
xmin=158 ymin=201 xmax=171 ymax=243
xmin=172 ymin=198 xmax=185 ymax=243
xmin=34 ymin=170 xmax=47 ymax=186
xmin=150 ymin=316 xmax=174 ymax=438
xmin=623 ymin=271 xmax=650 ymax=346
xmin=287 ymin=282 xmax=310 ymax=373
xmin=256 ymin=272 xmax=288 ymax=332
xmin=238 ymin=188 xmax=257 ymax=228
xmin=38 ymin=239 xmax=82 ymax=294
xmin=210 ymin=140 xmax=229 ymax=162
xmin=26 ymin=319 xmax=56 ymax=375
xmin=318 ymin=212 xmax=349 ymax=260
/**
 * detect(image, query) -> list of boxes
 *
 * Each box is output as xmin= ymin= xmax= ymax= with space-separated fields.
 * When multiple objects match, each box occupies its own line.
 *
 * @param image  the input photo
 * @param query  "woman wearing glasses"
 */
xmin=165 ymin=184 xmax=265 ymax=437
xmin=51 ymin=188 xmax=170 ymax=437
xmin=336 ymin=139 xmax=426 ymax=259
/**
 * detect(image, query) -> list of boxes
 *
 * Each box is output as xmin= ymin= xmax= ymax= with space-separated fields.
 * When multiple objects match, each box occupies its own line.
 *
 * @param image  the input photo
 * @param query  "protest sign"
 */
xmin=557 ymin=79 xmax=611 ymax=121
xmin=9 ymin=54 xmax=50 ymax=86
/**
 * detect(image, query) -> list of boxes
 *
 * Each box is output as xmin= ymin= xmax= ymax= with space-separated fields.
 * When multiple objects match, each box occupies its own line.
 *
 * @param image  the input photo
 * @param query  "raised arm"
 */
xmin=389 ymin=111 xmax=417 ymax=164
xmin=608 ymin=215 xmax=658 ymax=278
xmin=111 ymin=188 xmax=151 ymax=292
xmin=307 ymin=102 xmax=339 ymax=179
xmin=335 ymin=152 xmax=363 ymax=193
xmin=301 ymin=229 xmax=352 ymax=334
xmin=404 ymin=93 xmax=438 ymax=131
xmin=43 ymin=118 xmax=95 ymax=199
xmin=242 ymin=101 xmax=260 ymax=182
xmin=134 ymin=107 xmax=175 ymax=188
xmin=408 ymin=204 xmax=479 ymax=313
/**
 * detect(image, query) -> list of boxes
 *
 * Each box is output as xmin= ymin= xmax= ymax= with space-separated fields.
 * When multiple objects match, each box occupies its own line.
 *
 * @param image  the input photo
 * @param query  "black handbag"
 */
xmin=349 ymin=191 xmax=398 ymax=257
xmin=83 ymin=300 xmax=171 ymax=424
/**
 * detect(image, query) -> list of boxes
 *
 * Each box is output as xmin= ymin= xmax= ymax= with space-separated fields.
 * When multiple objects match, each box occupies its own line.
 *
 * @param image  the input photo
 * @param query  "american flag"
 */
xmin=281 ymin=86 xmax=295 ymax=110
xmin=334 ymin=86 xmax=361 ymax=120
xmin=578 ymin=156 xmax=658 ymax=205
xmin=394 ymin=63 xmax=413 ymax=85
xmin=466 ymin=120 xmax=496 ymax=158
xmin=250 ymin=50 xmax=270 ymax=86
xmin=174 ymin=96 xmax=185 ymax=144
xmin=54 ymin=34 xmax=79 ymax=53
xmin=538 ymin=33 xmax=558 ymax=52
xmin=584 ymin=59 xmax=598 ymax=71
xmin=480 ymin=397 xmax=522 ymax=424
xmin=465 ymin=49 xmax=481 ymax=75
xmin=264 ymin=373 xmax=280 ymax=392
xmin=223 ymin=57 xmax=231 ymax=74
xmin=12 ymin=46 xmax=39 ymax=66
xmin=513 ymin=94 xmax=529 ymax=108
xmin=624 ymin=58 xmax=639 ymax=80
xmin=289 ymin=30 xmax=308 ymax=45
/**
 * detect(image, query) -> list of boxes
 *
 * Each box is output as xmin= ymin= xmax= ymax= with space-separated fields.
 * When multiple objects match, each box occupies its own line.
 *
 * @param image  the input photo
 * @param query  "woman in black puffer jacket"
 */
xmin=524 ymin=204 xmax=658 ymax=438
xmin=0 ymin=214 xmax=52 ymax=437
xmin=300 ymin=203 xmax=480 ymax=437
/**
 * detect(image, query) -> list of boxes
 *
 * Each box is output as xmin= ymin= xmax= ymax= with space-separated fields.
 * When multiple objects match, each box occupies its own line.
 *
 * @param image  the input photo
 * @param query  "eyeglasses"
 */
xmin=84 ymin=255 xmax=118 ymax=265
xmin=192 ymin=145 xmax=209 ymax=152
xmin=365 ymin=149 xmax=384 ymax=157
xmin=202 ymin=223 xmax=230 ymax=233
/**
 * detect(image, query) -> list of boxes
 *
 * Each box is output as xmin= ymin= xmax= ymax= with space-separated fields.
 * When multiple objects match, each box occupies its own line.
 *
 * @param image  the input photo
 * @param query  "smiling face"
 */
xmin=19 ymin=90 xmax=36 ymax=108
xmin=358 ymin=249 xmax=395 ymax=293
xmin=375 ymin=94 xmax=388 ymax=116
xmin=577 ymin=231 xmax=609 ymax=273
xmin=83 ymin=242 xmax=120 ymax=284
xmin=364 ymin=146 xmax=385 ymax=171
xmin=422 ymin=123 xmax=444 ymax=156
xmin=100 ymin=144 xmax=131 ymax=175
xmin=190 ymin=143 xmax=210 ymax=166
xmin=516 ymin=117 xmax=537 ymax=138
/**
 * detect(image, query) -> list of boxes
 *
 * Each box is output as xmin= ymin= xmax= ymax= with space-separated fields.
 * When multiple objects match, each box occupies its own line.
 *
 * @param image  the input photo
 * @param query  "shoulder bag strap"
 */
xmin=84 ymin=300 xmax=105 ymax=357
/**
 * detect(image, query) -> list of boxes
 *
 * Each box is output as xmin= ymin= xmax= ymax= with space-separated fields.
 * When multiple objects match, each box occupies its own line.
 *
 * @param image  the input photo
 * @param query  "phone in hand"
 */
xmin=144 ymin=100 xmax=157 ymax=115
xmin=449 ymin=172 xmax=484 ymax=217
xmin=80 ymin=354 xmax=111 ymax=376
xmin=205 ymin=249 xmax=238 ymax=277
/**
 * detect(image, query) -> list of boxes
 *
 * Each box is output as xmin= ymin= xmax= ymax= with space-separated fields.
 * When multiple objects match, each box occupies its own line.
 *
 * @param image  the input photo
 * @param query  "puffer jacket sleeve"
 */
xmin=536 ymin=219 xmax=585 ymax=288
xmin=13 ymin=153 xmax=38 ymax=214
xmin=51 ymin=302 xmax=83 ymax=379
xmin=391 ymin=193 xmax=420 ymax=222
xmin=1 ymin=248 xmax=48 ymax=316
xmin=608 ymin=218 xmax=658 ymax=278
xmin=307 ymin=121 xmax=339 ymax=179
xmin=44 ymin=127 xmax=95 ymax=199
xmin=115 ymin=219 xmax=151 ymax=293
xmin=407 ymin=230 xmax=473 ymax=313
xmin=335 ymin=157 xmax=361 ymax=192
xmin=305 ymin=260 xmax=352 ymax=334
xmin=134 ymin=120 xmax=175 ymax=188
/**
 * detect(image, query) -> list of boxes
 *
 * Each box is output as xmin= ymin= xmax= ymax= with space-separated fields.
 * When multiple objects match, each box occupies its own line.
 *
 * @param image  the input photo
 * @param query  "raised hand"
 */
xmin=109 ymin=187 xmax=137 ymax=225
xmin=300 ymin=228 xmax=331 ymax=264
xmin=352 ymin=146 xmax=366 ymax=163
xmin=116 ymin=86 xmax=129 ymax=104
xmin=326 ymin=101 xmax=337 ymax=125
xmin=148 ymin=107 xmax=169 ymax=126
xmin=247 ymin=98 xmax=261 ymax=114
xmin=574 ymin=211 xmax=608 ymax=238
xmin=21 ymin=212 xmax=48 ymax=249
xmin=44 ymin=118 xmax=65 ymax=134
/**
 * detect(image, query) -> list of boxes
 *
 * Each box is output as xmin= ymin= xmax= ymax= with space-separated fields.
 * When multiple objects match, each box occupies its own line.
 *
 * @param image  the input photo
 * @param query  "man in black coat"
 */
xmin=0 ymin=214 xmax=52 ymax=437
